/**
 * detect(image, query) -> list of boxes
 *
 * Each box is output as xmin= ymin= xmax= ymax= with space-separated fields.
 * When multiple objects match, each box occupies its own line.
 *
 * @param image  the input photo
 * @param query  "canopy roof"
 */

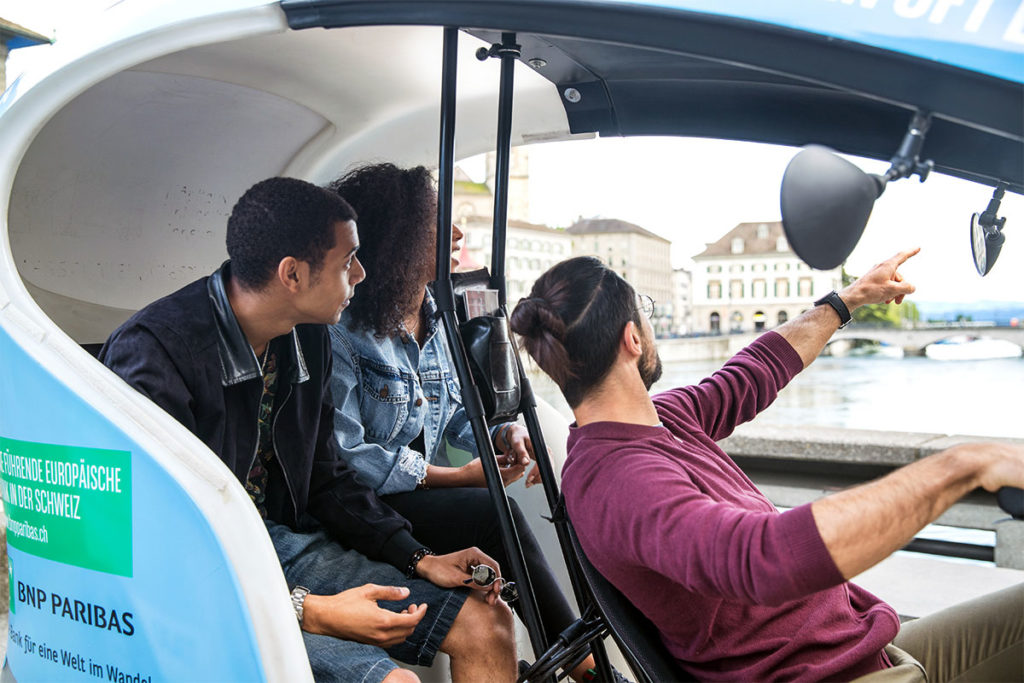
xmin=1 ymin=0 xmax=1020 ymax=343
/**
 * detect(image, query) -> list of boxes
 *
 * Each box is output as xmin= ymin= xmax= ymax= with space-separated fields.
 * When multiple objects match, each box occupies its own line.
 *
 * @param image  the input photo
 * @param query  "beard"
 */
xmin=639 ymin=341 xmax=663 ymax=391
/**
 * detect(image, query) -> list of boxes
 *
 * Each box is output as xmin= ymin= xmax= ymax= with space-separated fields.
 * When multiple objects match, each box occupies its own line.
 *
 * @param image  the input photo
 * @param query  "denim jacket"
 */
xmin=329 ymin=289 xmax=493 ymax=495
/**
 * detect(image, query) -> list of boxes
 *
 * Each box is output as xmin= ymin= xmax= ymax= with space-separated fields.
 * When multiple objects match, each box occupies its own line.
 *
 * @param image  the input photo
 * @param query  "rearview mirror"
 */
xmin=970 ymin=184 xmax=1008 ymax=276
xmin=970 ymin=211 xmax=1005 ymax=276
xmin=780 ymin=145 xmax=885 ymax=270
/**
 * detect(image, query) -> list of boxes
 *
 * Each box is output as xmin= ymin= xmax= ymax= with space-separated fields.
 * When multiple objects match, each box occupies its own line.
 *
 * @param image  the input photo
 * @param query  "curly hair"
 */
xmin=327 ymin=163 xmax=437 ymax=337
xmin=226 ymin=177 xmax=356 ymax=290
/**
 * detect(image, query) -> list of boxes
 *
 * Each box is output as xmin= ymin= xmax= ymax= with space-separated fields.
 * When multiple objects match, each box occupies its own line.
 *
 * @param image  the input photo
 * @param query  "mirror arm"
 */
xmin=979 ymin=182 xmax=1008 ymax=233
xmin=883 ymin=110 xmax=934 ymax=184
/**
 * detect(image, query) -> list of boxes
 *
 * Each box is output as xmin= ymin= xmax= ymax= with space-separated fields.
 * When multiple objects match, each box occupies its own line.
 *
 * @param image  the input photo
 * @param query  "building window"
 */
xmin=777 ymin=310 xmax=789 ymax=325
xmin=757 ymin=223 xmax=770 ymax=239
xmin=731 ymin=237 xmax=744 ymax=254
xmin=752 ymin=279 xmax=766 ymax=298
xmin=752 ymin=263 xmax=766 ymax=272
xmin=774 ymin=278 xmax=790 ymax=298
xmin=776 ymin=236 xmax=788 ymax=252
xmin=730 ymin=279 xmax=744 ymax=299
xmin=707 ymin=264 xmax=722 ymax=274
xmin=708 ymin=280 xmax=722 ymax=299
xmin=729 ymin=264 xmax=744 ymax=273
xmin=753 ymin=311 xmax=766 ymax=332
xmin=729 ymin=311 xmax=743 ymax=333
xmin=798 ymin=277 xmax=813 ymax=297
xmin=709 ymin=312 xmax=720 ymax=334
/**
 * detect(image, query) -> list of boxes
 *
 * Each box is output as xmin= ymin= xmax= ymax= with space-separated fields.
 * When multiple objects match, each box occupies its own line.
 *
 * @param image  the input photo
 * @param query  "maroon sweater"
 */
xmin=562 ymin=332 xmax=898 ymax=682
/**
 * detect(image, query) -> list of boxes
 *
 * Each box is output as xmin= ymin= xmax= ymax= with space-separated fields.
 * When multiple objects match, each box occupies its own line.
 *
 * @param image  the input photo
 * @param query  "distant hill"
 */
xmin=915 ymin=301 xmax=1024 ymax=325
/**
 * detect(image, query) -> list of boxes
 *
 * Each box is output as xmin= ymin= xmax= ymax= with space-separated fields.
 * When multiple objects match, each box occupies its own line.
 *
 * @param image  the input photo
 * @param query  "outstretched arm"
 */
xmin=813 ymin=441 xmax=1024 ymax=578
xmin=774 ymin=248 xmax=919 ymax=367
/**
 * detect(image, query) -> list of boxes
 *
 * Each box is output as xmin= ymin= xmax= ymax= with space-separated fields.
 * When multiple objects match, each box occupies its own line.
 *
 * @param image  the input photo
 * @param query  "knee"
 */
xmin=382 ymin=668 xmax=420 ymax=683
xmin=445 ymin=594 xmax=515 ymax=655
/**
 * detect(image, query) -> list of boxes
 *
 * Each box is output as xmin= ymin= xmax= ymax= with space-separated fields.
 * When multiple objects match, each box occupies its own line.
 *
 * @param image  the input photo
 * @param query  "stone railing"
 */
xmin=718 ymin=424 xmax=1024 ymax=568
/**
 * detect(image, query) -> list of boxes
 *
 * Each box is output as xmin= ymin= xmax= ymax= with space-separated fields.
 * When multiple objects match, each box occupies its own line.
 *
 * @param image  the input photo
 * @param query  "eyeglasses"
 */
xmin=636 ymin=293 xmax=655 ymax=319
xmin=465 ymin=564 xmax=519 ymax=603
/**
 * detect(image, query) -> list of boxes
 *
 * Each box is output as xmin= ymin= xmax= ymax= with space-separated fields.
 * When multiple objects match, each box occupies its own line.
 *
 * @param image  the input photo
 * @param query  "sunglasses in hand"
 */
xmin=465 ymin=564 xmax=519 ymax=603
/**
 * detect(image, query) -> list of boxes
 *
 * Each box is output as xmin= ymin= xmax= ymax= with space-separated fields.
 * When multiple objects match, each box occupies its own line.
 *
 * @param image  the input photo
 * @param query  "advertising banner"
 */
xmin=631 ymin=0 xmax=1024 ymax=82
xmin=0 ymin=329 xmax=265 ymax=681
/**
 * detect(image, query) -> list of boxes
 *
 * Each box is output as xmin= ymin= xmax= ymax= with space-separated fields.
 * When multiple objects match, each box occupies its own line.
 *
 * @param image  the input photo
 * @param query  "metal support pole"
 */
xmin=433 ymin=27 xmax=550 ymax=664
xmin=488 ymin=32 xmax=519 ymax=308
xmin=480 ymin=31 xmax=614 ymax=681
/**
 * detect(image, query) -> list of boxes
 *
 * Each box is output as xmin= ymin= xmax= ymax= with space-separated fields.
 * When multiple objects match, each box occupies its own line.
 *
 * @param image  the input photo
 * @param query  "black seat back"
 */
xmin=564 ymin=514 xmax=694 ymax=683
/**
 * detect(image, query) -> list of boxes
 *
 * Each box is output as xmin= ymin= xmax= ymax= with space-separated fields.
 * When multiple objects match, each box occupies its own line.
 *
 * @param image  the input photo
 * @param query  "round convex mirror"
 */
xmin=970 ymin=212 xmax=1005 ymax=276
xmin=971 ymin=212 xmax=988 ymax=275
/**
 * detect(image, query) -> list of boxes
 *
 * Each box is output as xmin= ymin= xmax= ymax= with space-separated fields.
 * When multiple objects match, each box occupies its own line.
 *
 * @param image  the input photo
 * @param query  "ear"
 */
xmin=621 ymin=320 xmax=643 ymax=359
xmin=276 ymin=256 xmax=305 ymax=294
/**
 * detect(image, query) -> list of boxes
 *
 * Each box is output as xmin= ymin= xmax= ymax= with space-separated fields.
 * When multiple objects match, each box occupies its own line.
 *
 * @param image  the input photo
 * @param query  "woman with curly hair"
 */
xmin=327 ymin=163 xmax=598 ymax=681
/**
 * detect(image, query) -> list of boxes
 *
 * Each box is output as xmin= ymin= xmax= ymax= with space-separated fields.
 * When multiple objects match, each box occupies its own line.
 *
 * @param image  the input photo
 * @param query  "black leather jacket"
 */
xmin=100 ymin=262 xmax=421 ymax=570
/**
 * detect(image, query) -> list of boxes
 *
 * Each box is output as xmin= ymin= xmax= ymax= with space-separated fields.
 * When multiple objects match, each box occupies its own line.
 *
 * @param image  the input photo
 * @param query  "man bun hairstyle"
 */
xmin=226 ymin=177 xmax=356 ymax=290
xmin=511 ymin=290 xmax=573 ymax=386
xmin=510 ymin=257 xmax=640 ymax=408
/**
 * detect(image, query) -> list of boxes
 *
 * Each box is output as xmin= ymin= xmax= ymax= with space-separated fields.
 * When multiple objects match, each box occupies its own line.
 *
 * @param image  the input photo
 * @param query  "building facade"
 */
xmin=1 ymin=18 xmax=51 ymax=92
xmin=692 ymin=221 xmax=841 ymax=334
xmin=567 ymin=218 xmax=675 ymax=336
xmin=458 ymin=214 xmax=571 ymax=305
xmin=671 ymin=267 xmax=692 ymax=336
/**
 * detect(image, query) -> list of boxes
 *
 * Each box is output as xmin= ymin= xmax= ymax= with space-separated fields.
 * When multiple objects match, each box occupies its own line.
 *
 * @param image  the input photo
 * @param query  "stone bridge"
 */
xmin=655 ymin=325 xmax=1024 ymax=362
xmin=829 ymin=325 xmax=1024 ymax=356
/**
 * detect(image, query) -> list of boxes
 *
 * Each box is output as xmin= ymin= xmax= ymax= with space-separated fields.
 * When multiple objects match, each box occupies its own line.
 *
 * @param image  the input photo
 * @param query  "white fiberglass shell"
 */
xmin=0 ymin=2 xmax=567 ymax=679
xmin=3 ymin=2 xmax=569 ymax=343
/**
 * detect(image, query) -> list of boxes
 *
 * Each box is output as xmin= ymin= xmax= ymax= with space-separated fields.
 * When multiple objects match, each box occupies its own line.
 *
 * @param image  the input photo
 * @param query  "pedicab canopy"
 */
xmin=0 ymin=1 xmax=1019 ymax=680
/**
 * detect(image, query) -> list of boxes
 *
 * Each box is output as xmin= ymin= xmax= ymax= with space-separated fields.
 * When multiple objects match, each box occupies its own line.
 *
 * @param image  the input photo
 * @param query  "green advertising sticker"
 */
xmin=0 ymin=437 xmax=132 ymax=577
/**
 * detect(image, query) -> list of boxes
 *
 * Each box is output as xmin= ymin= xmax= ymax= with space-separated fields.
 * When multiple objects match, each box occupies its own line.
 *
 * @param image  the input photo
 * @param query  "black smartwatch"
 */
xmin=814 ymin=290 xmax=852 ymax=328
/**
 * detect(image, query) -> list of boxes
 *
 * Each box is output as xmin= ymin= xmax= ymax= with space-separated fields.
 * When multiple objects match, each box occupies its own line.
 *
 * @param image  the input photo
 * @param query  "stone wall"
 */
xmin=720 ymin=423 xmax=1024 ymax=568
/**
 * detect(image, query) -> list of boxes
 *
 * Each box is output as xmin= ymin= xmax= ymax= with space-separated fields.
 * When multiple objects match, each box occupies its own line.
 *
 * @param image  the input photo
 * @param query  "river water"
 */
xmin=529 ymin=344 xmax=1024 ymax=439
xmin=525 ymin=343 xmax=1022 ymax=555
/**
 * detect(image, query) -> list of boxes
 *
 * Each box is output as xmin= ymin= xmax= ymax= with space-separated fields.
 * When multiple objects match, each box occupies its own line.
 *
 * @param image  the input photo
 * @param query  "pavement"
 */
xmin=853 ymin=551 xmax=1023 ymax=619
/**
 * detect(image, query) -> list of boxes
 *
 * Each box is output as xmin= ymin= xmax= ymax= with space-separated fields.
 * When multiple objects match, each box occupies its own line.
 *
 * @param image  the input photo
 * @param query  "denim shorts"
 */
xmin=266 ymin=521 xmax=470 ymax=683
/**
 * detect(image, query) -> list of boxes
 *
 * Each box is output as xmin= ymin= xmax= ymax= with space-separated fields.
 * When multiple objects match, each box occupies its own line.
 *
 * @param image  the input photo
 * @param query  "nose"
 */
xmin=451 ymin=222 xmax=464 ymax=242
xmin=352 ymin=255 xmax=366 ymax=285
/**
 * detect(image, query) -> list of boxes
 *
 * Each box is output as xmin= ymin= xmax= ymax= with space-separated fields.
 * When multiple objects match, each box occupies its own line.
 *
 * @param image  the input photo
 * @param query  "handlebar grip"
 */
xmin=997 ymin=487 xmax=1024 ymax=520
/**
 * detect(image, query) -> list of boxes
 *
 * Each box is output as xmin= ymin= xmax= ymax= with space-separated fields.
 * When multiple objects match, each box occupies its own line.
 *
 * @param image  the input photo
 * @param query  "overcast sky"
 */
xmin=4 ymin=0 xmax=1022 ymax=304
xmin=463 ymin=137 xmax=1023 ymax=304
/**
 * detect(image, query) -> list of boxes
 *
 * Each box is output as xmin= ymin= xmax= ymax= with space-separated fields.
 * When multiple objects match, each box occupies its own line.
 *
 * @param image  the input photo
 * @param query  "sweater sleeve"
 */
xmin=573 ymin=449 xmax=844 ymax=607
xmin=655 ymin=332 xmax=803 ymax=441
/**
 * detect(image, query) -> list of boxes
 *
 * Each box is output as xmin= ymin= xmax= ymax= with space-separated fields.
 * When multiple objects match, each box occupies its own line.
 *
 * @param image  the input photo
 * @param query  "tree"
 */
xmin=841 ymin=267 xmax=919 ymax=328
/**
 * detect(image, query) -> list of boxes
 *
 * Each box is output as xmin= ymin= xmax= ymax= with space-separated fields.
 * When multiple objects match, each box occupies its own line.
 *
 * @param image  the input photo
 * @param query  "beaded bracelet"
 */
xmin=406 ymin=547 xmax=435 ymax=579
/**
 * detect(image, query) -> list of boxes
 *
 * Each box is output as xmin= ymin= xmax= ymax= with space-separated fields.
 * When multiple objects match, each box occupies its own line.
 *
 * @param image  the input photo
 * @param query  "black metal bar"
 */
xmin=433 ymin=26 xmax=550 ymax=662
xmin=488 ymin=32 xmax=519 ymax=308
xmin=902 ymin=538 xmax=994 ymax=563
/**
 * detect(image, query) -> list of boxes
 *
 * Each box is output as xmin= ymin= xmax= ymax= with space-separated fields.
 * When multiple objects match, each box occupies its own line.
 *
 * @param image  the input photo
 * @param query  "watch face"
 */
xmin=971 ymin=212 xmax=988 ymax=275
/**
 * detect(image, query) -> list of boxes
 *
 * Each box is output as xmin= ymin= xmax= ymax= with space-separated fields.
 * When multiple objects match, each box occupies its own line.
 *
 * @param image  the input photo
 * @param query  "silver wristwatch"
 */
xmin=291 ymin=585 xmax=311 ymax=626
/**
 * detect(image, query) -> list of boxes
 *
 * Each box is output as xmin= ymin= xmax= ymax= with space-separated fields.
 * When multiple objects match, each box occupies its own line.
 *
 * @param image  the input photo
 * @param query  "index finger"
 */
xmin=887 ymin=247 xmax=921 ymax=267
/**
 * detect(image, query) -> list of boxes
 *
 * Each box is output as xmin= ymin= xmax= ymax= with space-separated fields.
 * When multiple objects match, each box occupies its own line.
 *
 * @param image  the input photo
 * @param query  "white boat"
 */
xmin=926 ymin=336 xmax=1024 ymax=360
